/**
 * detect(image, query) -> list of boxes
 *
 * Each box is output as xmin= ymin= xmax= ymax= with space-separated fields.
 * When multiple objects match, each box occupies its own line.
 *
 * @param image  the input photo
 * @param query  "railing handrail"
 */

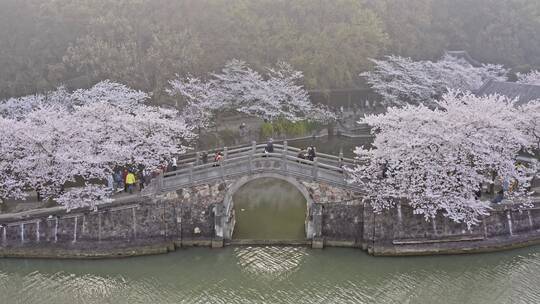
xmin=165 ymin=152 xmax=352 ymax=177
xmin=173 ymin=139 xmax=357 ymax=165
xmin=166 ymin=144 xmax=353 ymax=174
xmin=158 ymin=152 xmax=359 ymax=193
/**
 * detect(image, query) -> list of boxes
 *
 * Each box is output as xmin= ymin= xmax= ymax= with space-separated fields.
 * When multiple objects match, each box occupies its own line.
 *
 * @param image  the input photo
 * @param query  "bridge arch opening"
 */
xmin=223 ymin=173 xmax=314 ymax=241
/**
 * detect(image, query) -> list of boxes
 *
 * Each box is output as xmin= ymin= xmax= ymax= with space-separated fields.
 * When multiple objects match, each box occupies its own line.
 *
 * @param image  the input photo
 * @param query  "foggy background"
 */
xmin=1 ymin=0 xmax=539 ymax=103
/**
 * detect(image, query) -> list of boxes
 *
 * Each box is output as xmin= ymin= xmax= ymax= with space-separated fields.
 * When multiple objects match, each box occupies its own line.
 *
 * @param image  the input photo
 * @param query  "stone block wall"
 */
xmin=320 ymin=200 xmax=363 ymax=245
xmin=0 ymin=182 xmax=229 ymax=257
xmin=364 ymin=201 xmax=540 ymax=256
xmin=301 ymin=181 xmax=358 ymax=204
xmin=1 ymin=174 xmax=540 ymax=258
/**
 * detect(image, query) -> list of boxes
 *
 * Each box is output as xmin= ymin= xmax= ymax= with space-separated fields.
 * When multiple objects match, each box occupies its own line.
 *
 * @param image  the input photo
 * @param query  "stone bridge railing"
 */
xmin=145 ymin=141 xmax=364 ymax=195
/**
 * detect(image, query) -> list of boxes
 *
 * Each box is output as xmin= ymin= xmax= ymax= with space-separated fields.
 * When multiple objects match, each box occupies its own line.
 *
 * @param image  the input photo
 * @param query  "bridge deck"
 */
xmin=146 ymin=142 xmax=364 ymax=195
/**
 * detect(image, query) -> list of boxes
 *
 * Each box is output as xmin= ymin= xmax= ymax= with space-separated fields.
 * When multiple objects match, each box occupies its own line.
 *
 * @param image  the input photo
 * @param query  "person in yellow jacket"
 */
xmin=125 ymin=171 xmax=136 ymax=194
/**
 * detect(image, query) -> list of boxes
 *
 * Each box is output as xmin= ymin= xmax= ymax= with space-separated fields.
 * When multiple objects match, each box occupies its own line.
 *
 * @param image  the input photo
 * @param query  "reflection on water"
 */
xmin=1 ymin=246 xmax=540 ymax=303
xmin=232 ymin=178 xmax=307 ymax=240
xmin=234 ymin=246 xmax=307 ymax=280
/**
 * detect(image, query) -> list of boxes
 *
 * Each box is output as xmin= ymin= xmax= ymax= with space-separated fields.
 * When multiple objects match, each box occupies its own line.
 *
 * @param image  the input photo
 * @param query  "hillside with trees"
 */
xmin=1 ymin=0 xmax=539 ymax=101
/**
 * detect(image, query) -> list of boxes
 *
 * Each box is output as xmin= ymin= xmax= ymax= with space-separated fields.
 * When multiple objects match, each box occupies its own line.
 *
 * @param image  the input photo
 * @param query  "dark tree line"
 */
xmin=1 ymin=0 xmax=539 ymax=102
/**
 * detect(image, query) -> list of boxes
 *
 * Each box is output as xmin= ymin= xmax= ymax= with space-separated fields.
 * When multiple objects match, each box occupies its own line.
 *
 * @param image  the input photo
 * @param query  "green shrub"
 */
xmin=260 ymin=123 xmax=274 ymax=139
xmin=263 ymin=118 xmax=323 ymax=138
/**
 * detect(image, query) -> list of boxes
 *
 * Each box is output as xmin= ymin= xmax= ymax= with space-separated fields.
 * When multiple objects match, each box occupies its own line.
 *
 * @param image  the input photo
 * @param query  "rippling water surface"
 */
xmin=1 ymin=246 xmax=540 ymax=304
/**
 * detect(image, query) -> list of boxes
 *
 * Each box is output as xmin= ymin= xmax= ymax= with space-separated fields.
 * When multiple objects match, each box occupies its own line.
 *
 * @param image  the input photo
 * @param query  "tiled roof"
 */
xmin=444 ymin=51 xmax=483 ymax=67
xmin=476 ymin=80 xmax=540 ymax=105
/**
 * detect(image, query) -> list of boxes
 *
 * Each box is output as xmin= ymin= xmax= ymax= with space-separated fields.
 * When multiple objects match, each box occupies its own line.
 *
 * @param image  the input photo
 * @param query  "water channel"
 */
xmin=1 ymin=245 xmax=540 ymax=303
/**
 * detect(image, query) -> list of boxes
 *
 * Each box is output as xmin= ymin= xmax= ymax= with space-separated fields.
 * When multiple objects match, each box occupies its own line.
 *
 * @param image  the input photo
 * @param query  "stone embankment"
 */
xmin=1 ymin=178 xmax=539 ymax=258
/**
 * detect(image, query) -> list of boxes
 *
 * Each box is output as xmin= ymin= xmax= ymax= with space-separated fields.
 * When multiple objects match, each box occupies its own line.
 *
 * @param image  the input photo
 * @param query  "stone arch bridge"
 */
xmin=145 ymin=141 xmax=364 ymax=243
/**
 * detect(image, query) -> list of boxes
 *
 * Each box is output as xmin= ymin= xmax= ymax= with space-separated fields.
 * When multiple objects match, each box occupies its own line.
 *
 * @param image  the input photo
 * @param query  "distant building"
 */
xmin=443 ymin=50 xmax=483 ymax=67
xmin=475 ymin=79 xmax=540 ymax=106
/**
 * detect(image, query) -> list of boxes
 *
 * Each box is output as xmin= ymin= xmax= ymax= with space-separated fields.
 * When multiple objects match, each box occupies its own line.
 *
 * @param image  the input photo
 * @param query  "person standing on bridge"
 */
xmin=114 ymin=170 xmax=123 ymax=192
xmin=239 ymin=122 xmax=247 ymax=137
xmin=307 ymin=145 xmax=316 ymax=161
xmin=138 ymin=170 xmax=146 ymax=191
xmin=213 ymin=151 xmax=223 ymax=166
xmin=172 ymin=157 xmax=178 ymax=171
xmin=265 ymin=138 xmax=274 ymax=154
xmin=125 ymin=171 xmax=136 ymax=194
xmin=201 ymin=151 xmax=208 ymax=164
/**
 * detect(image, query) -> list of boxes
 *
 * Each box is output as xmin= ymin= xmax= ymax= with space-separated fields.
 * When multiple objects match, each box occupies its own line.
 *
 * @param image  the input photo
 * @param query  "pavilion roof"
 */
xmin=476 ymin=80 xmax=540 ymax=106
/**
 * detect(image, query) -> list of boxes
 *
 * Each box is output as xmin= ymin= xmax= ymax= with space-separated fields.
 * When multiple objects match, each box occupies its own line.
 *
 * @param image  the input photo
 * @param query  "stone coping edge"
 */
xmin=3 ymin=234 xmax=540 ymax=259
xmin=372 ymin=232 xmax=540 ymax=256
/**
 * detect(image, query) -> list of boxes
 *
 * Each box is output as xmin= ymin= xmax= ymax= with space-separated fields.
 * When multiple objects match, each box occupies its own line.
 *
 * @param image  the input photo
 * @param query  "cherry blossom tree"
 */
xmin=0 ymin=80 xmax=148 ymax=119
xmin=348 ymin=91 xmax=537 ymax=227
xmin=55 ymin=185 xmax=113 ymax=212
xmin=0 ymin=86 xmax=70 ymax=119
xmin=361 ymin=55 xmax=508 ymax=106
xmin=0 ymin=81 xmax=194 ymax=210
xmin=167 ymin=59 xmax=335 ymax=128
xmin=517 ymin=70 xmax=540 ymax=85
xmin=520 ymin=100 xmax=540 ymax=150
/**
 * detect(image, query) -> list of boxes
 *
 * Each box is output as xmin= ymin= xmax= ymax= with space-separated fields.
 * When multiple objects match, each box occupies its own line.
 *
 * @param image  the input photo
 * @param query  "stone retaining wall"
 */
xmin=320 ymin=200 xmax=364 ymax=246
xmin=1 ymin=177 xmax=540 ymax=258
xmin=361 ymin=201 xmax=540 ymax=255
xmin=0 ymin=194 xmax=220 ymax=258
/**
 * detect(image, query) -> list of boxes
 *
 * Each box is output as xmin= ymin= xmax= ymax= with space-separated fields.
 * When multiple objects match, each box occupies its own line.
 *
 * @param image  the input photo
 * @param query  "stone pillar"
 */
xmin=195 ymin=152 xmax=200 ymax=166
xmin=132 ymin=207 xmax=137 ymax=238
xmin=213 ymin=204 xmax=224 ymax=239
xmin=396 ymin=204 xmax=403 ymax=238
xmin=20 ymin=223 xmax=24 ymax=244
xmin=82 ymin=215 xmax=87 ymax=235
xmin=310 ymin=204 xmax=324 ymax=249
xmin=189 ymin=164 xmax=194 ymax=185
xmin=212 ymin=204 xmax=225 ymax=248
xmin=249 ymin=141 xmax=256 ymax=173
xmin=98 ymin=213 xmax=102 ymax=242
xmin=1 ymin=226 xmax=5 ymax=247
xmin=220 ymin=158 xmax=225 ymax=178
xmin=507 ymin=210 xmax=514 ymax=236
xmin=482 ymin=216 xmax=488 ymax=238
xmin=282 ymin=140 xmax=288 ymax=172
xmin=312 ymin=237 xmax=324 ymax=249
xmin=176 ymin=203 xmax=183 ymax=245
xmin=223 ymin=147 xmax=228 ymax=160
xmin=362 ymin=202 xmax=376 ymax=252
xmin=54 ymin=217 xmax=58 ymax=243
xmin=157 ymin=172 xmax=164 ymax=193
xmin=338 ymin=149 xmax=344 ymax=169
xmin=312 ymin=159 xmax=319 ymax=181
xmin=73 ymin=216 xmax=78 ymax=243
xmin=36 ymin=220 xmax=40 ymax=243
